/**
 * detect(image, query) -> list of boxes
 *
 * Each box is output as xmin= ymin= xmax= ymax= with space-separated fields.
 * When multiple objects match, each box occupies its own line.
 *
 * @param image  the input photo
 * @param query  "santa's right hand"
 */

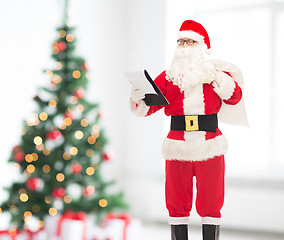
xmin=130 ymin=88 xmax=145 ymax=102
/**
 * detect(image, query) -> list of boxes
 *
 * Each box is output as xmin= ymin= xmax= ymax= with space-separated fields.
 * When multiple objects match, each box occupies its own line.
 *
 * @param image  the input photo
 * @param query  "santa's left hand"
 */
xmin=212 ymin=69 xmax=224 ymax=86
xmin=212 ymin=80 xmax=219 ymax=88
xmin=212 ymin=70 xmax=236 ymax=100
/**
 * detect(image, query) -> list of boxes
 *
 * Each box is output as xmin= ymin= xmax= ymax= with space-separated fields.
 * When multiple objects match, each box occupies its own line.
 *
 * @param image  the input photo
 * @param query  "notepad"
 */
xmin=125 ymin=70 xmax=169 ymax=106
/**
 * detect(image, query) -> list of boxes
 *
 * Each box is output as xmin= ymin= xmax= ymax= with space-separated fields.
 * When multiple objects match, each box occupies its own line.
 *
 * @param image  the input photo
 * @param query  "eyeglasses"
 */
xmin=177 ymin=39 xmax=198 ymax=46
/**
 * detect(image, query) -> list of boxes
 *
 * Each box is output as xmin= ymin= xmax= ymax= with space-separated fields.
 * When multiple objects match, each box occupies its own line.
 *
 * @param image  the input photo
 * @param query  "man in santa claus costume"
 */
xmin=130 ymin=20 xmax=247 ymax=240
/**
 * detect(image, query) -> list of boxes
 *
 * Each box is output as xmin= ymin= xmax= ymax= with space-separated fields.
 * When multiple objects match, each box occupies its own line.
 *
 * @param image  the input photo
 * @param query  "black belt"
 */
xmin=170 ymin=114 xmax=218 ymax=132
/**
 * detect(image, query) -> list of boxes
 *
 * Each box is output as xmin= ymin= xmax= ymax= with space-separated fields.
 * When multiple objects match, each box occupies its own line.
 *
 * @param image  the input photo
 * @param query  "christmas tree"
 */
xmin=0 ymin=1 xmax=127 ymax=230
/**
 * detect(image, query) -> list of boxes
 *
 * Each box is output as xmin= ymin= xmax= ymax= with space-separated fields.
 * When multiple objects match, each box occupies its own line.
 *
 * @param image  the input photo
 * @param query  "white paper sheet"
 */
xmin=124 ymin=70 xmax=157 ymax=95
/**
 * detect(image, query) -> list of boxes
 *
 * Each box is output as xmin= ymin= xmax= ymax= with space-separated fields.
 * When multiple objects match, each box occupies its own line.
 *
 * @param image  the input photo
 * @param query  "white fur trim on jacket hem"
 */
xmin=169 ymin=217 xmax=189 ymax=225
xmin=161 ymin=134 xmax=228 ymax=161
xmin=213 ymin=71 xmax=236 ymax=100
xmin=201 ymin=217 xmax=221 ymax=225
xmin=129 ymin=98 xmax=150 ymax=117
xmin=177 ymin=30 xmax=204 ymax=43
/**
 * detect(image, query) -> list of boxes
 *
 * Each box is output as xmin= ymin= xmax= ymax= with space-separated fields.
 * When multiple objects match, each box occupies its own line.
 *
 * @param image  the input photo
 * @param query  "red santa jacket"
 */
xmin=130 ymin=69 xmax=242 ymax=161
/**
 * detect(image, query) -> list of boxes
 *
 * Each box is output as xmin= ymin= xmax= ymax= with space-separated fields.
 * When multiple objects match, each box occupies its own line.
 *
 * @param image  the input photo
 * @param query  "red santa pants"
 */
xmin=165 ymin=155 xmax=225 ymax=225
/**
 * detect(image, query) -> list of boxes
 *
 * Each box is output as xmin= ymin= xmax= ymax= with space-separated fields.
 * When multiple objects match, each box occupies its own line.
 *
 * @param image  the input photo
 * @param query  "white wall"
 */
xmin=120 ymin=0 xmax=168 ymax=221
xmin=0 ymin=0 xmax=59 ymax=202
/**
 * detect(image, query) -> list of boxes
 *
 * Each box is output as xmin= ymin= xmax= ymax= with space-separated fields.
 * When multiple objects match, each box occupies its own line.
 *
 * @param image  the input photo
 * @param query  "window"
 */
xmin=166 ymin=0 xmax=284 ymax=178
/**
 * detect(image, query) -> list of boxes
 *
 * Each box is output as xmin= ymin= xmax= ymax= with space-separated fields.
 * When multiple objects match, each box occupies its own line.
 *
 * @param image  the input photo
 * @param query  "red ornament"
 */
xmin=71 ymin=163 xmax=82 ymax=174
xmin=13 ymin=145 xmax=21 ymax=152
xmin=64 ymin=112 xmax=74 ymax=120
xmin=46 ymin=129 xmax=62 ymax=140
xmin=26 ymin=177 xmax=42 ymax=191
xmin=57 ymin=41 xmax=67 ymax=51
xmin=83 ymin=185 xmax=95 ymax=198
xmin=52 ymin=188 xmax=66 ymax=199
xmin=73 ymin=88 xmax=85 ymax=99
xmin=13 ymin=151 xmax=25 ymax=162
xmin=102 ymin=152 xmax=114 ymax=162
xmin=98 ymin=111 xmax=105 ymax=118
xmin=82 ymin=62 xmax=88 ymax=71
xmin=13 ymin=145 xmax=25 ymax=162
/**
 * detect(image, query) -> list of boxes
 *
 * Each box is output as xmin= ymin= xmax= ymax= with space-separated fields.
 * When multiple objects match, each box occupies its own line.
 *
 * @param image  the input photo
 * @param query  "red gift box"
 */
xmin=56 ymin=210 xmax=87 ymax=240
xmin=104 ymin=213 xmax=131 ymax=240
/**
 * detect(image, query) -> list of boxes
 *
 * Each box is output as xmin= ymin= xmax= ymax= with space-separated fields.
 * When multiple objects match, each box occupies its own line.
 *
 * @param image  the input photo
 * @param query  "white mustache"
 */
xmin=174 ymin=45 xmax=204 ymax=59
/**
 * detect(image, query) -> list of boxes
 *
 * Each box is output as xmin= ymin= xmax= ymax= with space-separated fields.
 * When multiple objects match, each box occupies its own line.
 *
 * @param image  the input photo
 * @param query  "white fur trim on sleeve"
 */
xmin=161 ymin=134 xmax=228 ymax=161
xmin=213 ymin=71 xmax=236 ymax=100
xmin=129 ymin=98 xmax=150 ymax=117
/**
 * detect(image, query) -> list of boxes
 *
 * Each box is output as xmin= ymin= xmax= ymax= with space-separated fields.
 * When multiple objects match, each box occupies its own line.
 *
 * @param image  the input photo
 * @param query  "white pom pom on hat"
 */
xmin=177 ymin=20 xmax=212 ymax=54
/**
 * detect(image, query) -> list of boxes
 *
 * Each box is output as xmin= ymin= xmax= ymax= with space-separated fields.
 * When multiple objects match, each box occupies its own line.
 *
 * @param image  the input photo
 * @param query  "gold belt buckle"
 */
xmin=185 ymin=115 xmax=199 ymax=131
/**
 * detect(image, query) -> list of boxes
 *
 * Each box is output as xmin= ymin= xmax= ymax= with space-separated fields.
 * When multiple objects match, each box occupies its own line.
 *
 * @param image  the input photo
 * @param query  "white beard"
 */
xmin=166 ymin=45 xmax=213 ymax=92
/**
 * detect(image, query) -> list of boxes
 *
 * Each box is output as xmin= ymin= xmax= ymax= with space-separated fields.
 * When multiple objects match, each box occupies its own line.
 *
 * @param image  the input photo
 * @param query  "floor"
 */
xmin=142 ymin=222 xmax=284 ymax=240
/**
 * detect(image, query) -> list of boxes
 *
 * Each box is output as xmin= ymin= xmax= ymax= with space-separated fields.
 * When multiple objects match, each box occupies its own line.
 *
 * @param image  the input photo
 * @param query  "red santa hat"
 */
xmin=177 ymin=20 xmax=212 ymax=54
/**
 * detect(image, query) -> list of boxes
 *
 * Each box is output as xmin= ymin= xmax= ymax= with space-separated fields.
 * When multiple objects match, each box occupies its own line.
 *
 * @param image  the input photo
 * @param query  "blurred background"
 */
xmin=0 ymin=0 xmax=284 ymax=239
